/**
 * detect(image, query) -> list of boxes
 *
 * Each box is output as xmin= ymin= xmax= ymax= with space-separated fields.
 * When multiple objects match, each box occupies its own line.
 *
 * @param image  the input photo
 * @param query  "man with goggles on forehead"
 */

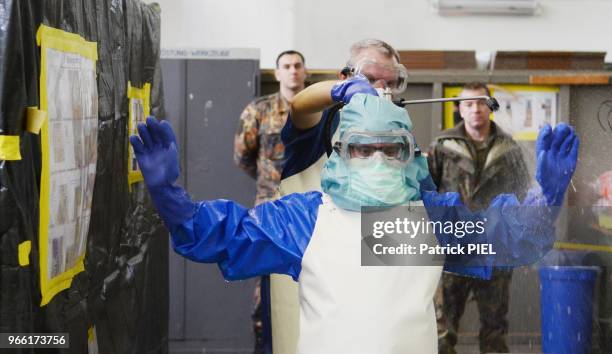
xmin=278 ymin=39 xmax=408 ymax=194
xmin=130 ymin=84 xmax=578 ymax=353
xmin=342 ymin=58 xmax=409 ymax=98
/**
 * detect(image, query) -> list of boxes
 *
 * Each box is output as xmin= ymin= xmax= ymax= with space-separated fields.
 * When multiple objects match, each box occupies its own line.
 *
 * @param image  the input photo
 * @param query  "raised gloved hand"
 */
xmin=330 ymin=74 xmax=378 ymax=104
xmin=535 ymin=123 xmax=580 ymax=206
xmin=130 ymin=117 xmax=194 ymax=225
xmin=130 ymin=116 xmax=179 ymax=188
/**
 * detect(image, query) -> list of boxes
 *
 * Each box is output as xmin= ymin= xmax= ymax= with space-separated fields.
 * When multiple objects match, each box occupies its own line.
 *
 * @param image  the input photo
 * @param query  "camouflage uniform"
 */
xmin=427 ymin=121 xmax=530 ymax=354
xmin=234 ymin=92 xmax=288 ymax=206
xmin=234 ymin=92 xmax=289 ymax=353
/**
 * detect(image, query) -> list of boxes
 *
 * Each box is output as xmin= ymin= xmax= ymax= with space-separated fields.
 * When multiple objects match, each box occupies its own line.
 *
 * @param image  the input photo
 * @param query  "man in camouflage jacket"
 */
xmin=234 ymin=50 xmax=307 ymax=353
xmin=428 ymin=82 xmax=530 ymax=354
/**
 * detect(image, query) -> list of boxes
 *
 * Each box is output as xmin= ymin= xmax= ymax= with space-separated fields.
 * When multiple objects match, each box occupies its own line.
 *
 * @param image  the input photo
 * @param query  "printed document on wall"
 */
xmin=37 ymin=25 xmax=98 ymax=305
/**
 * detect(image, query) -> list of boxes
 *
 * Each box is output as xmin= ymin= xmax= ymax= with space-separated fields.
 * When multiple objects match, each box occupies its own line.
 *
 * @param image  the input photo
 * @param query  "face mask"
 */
xmin=348 ymin=154 xmax=411 ymax=206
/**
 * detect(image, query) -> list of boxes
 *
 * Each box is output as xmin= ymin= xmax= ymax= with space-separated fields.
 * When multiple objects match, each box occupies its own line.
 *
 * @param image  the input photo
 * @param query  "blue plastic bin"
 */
xmin=539 ymin=266 xmax=598 ymax=354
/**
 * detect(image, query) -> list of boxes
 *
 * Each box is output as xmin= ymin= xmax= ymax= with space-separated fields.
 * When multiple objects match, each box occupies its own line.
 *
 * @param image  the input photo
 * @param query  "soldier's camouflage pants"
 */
xmin=436 ymin=269 xmax=512 ymax=354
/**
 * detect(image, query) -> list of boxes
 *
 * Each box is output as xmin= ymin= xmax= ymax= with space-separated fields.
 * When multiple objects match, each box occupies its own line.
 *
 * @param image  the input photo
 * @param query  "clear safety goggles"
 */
xmin=333 ymin=130 xmax=415 ymax=166
xmin=347 ymin=59 xmax=409 ymax=94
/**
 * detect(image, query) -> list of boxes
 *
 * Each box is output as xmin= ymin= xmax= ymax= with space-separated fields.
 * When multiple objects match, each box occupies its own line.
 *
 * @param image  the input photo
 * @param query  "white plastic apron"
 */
xmin=296 ymin=195 xmax=441 ymax=354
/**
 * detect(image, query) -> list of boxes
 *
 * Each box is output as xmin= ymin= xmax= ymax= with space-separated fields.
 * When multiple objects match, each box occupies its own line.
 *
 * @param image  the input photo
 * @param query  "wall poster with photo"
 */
xmin=37 ymin=24 xmax=98 ymax=305
xmin=492 ymin=85 xmax=559 ymax=141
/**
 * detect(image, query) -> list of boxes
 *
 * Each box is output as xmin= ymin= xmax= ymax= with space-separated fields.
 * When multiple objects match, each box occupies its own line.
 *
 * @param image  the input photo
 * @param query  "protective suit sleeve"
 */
xmin=169 ymin=191 xmax=323 ymax=281
xmin=423 ymin=188 xmax=559 ymax=280
xmin=484 ymin=123 xmax=579 ymax=266
xmin=483 ymin=187 xmax=557 ymax=268
xmin=421 ymin=190 xmax=493 ymax=280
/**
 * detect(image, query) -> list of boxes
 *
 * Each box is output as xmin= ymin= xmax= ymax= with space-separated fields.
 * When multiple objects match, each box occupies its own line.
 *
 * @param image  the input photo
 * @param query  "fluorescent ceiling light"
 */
xmin=432 ymin=0 xmax=541 ymax=16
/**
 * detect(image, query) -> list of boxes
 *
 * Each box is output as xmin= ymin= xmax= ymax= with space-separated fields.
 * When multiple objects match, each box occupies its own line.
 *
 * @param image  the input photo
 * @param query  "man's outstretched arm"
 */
xmin=130 ymin=117 xmax=322 ymax=281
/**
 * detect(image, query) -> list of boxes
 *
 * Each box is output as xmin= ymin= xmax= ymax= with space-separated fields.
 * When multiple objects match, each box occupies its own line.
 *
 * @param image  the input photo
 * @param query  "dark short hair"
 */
xmin=462 ymin=82 xmax=491 ymax=97
xmin=276 ymin=50 xmax=305 ymax=68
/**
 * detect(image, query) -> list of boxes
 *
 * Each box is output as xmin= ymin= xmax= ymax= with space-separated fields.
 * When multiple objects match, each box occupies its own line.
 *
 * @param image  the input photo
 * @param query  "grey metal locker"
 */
xmin=161 ymin=49 xmax=260 ymax=353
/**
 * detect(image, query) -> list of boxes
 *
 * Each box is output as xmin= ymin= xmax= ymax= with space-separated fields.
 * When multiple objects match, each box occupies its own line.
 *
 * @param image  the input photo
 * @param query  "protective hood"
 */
xmin=321 ymin=93 xmax=431 ymax=211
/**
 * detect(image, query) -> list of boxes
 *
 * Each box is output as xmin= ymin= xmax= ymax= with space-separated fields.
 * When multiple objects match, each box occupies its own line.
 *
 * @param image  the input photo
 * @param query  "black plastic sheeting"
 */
xmin=0 ymin=1 xmax=168 ymax=353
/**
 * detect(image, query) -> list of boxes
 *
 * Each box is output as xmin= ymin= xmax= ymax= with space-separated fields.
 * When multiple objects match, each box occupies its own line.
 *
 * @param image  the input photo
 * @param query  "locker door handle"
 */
xmin=203 ymin=100 xmax=213 ymax=127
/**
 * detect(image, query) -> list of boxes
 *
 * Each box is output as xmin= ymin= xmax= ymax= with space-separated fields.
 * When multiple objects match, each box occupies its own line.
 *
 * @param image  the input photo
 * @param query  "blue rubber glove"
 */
xmin=330 ymin=74 xmax=378 ymax=104
xmin=129 ymin=117 xmax=195 ymax=225
xmin=535 ymin=123 xmax=580 ymax=206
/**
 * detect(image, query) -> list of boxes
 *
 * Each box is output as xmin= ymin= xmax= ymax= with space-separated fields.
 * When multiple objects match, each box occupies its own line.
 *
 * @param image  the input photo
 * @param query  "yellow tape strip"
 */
xmin=26 ymin=107 xmax=47 ymax=134
xmin=37 ymin=24 xmax=96 ymax=306
xmin=0 ymin=135 xmax=21 ymax=160
xmin=554 ymin=241 xmax=612 ymax=254
xmin=127 ymin=81 xmax=151 ymax=188
xmin=36 ymin=24 xmax=97 ymax=61
xmin=18 ymin=241 xmax=31 ymax=266
xmin=88 ymin=326 xmax=94 ymax=342
xmin=512 ymin=132 xmax=539 ymax=141
xmin=492 ymin=84 xmax=560 ymax=93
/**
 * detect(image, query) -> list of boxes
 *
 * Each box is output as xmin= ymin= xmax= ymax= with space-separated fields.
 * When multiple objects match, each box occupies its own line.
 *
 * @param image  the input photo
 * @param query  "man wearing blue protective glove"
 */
xmin=279 ymin=38 xmax=408 ymax=189
xmin=131 ymin=92 xmax=577 ymax=354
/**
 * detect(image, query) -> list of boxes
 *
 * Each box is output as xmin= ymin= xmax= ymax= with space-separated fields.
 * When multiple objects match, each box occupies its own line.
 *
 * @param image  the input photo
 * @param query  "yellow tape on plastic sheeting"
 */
xmin=26 ymin=107 xmax=48 ymax=134
xmin=36 ymin=25 xmax=97 ymax=61
xmin=0 ymin=135 xmax=21 ymax=160
xmin=127 ymin=81 xmax=151 ymax=187
xmin=37 ymin=24 xmax=98 ymax=306
xmin=18 ymin=241 xmax=32 ymax=266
